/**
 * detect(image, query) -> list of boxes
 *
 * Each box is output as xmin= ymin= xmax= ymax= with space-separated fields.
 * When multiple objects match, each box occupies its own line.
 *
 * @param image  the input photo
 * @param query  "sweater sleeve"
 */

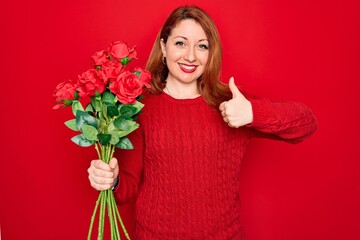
xmin=113 ymin=126 xmax=144 ymax=205
xmin=246 ymin=97 xmax=318 ymax=144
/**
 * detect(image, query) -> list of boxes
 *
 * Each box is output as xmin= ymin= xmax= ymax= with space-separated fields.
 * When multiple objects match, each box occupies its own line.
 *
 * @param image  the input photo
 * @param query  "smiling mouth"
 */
xmin=178 ymin=63 xmax=197 ymax=73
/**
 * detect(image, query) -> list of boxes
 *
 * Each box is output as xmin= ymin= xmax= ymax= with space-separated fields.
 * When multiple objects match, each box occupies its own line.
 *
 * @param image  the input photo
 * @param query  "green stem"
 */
xmin=98 ymin=191 xmax=106 ymax=240
xmin=105 ymin=144 xmax=110 ymax=163
xmin=111 ymin=192 xmax=131 ymax=240
xmin=89 ymin=143 xmax=129 ymax=240
xmin=110 ymin=145 xmax=115 ymax=162
xmin=101 ymin=145 xmax=106 ymax=163
xmin=110 ymin=191 xmax=121 ymax=240
xmin=106 ymin=189 xmax=115 ymax=240
xmin=87 ymin=192 xmax=102 ymax=240
xmin=95 ymin=142 xmax=101 ymax=160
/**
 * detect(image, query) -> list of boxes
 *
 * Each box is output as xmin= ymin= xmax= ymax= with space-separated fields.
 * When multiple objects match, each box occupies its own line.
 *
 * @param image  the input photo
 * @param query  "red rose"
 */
xmin=91 ymin=50 xmax=110 ymax=66
xmin=128 ymin=46 xmax=137 ymax=60
xmin=133 ymin=67 xmax=152 ymax=88
xmin=102 ymin=60 xmax=123 ymax=79
xmin=109 ymin=41 xmax=129 ymax=60
xmin=108 ymin=41 xmax=137 ymax=62
xmin=77 ymin=69 xmax=107 ymax=97
xmin=53 ymin=79 xmax=77 ymax=109
xmin=109 ymin=70 xmax=144 ymax=104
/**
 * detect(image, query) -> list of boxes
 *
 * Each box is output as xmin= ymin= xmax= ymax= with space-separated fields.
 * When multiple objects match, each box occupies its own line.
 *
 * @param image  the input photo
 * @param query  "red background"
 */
xmin=1 ymin=0 xmax=359 ymax=239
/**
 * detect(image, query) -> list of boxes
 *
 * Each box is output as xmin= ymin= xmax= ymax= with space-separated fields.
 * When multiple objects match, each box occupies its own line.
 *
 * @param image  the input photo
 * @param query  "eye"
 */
xmin=199 ymin=44 xmax=209 ymax=50
xmin=175 ymin=41 xmax=185 ymax=47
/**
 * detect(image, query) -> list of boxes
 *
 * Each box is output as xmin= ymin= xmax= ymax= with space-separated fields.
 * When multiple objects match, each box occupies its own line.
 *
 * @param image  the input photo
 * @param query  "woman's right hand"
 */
xmin=87 ymin=158 xmax=119 ymax=191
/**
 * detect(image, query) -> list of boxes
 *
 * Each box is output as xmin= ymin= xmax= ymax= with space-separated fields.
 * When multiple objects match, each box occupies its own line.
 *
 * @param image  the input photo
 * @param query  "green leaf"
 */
xmin=76 ymin=111 xmax=98 ymax=130
xmin=108 ymin=119 xmax=139 ymax=139
xmin=111 ymin=123 xmax=139 ymax=138
xmin=130 ymin=101 xmax=144 ymax=120
xmin=119 ymin=105 xmax=137 ymax=119
xmin=63 ymin=99 xmax=73 ymax=106
xmin=97 ymin=133 xmax=112 ymax=145
xmin=106 ymin=103 xmax=119 ymax=118
xmin=131 ymin=111 xmax=142 ymax=121
xmin=114 ymin=95 xmax=119 ymax=103
xmin=81 ymin=124 xmax=99 ymax=141
xmin=74 ymin=91 xmax=79 ymax=100
xmin=85 ymin=103 xmax=94 ymax=113
xmin=97 ymin=118 xmax=107 ymax=133
xmin=107 ymin=122 xmax=116 ymax=132
xmin=71 ymin=134 xmax=94 ymax=147
xmin=64 ymin=119 xmax=78 ymax=131
xmin=100 ymin=101 xmax=107 ymax=117
xmin=133 ymin=71 xmax=141 ymax=78
xmin=72 ymin=100 xmax=84 ymax=116
xmin=132 ymin=100 xmax=144 ymax=113
xmin=102 ymin=91 xmax=115 ymax=103
xmin=113 ymin=118 xmax=136 ymax=131
xmin=121 ymin=57 xmax=129 ymax=65
xmin=91 ymin=96 xmax=102 ymax=112
xmin=109 ymin=133 xmax=120 ymax=145
xmin=116 ymin=137 xmax=134 ymax=149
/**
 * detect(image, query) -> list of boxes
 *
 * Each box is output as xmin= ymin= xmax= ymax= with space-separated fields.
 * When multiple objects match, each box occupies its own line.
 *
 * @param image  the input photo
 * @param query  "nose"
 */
xmin=184 ymin=47 xmax=197 ymax=62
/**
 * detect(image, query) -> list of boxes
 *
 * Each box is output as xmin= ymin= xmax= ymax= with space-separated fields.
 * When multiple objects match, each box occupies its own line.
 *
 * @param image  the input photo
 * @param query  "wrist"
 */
xmin=111 ymin=176 xmax=119 ymax=191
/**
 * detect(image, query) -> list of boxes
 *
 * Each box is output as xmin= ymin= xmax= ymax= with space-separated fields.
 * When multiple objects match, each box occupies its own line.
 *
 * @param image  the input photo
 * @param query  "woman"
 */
xmin=88 ymin=6 xmax=317 ymax=239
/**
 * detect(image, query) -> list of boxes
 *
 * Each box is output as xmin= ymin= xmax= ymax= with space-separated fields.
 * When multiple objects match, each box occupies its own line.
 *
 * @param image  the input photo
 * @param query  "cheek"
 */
xmin=165 ymin=45 xmax=183 ymax=59
xmin=197 ymin=51 xmax=209 ymax=64
xmin=167 ymin=51 xmax=183 ymax=61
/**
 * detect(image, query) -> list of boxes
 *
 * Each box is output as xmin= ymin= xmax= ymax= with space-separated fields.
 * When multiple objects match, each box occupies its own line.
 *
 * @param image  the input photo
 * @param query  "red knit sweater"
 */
xmin=114 ymin=92 xmax=317 ymax=240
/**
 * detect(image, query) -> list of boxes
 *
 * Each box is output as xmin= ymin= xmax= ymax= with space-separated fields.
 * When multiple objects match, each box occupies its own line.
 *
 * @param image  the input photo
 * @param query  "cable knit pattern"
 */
xmin=114 ymin=92 xmax=317 ymax=240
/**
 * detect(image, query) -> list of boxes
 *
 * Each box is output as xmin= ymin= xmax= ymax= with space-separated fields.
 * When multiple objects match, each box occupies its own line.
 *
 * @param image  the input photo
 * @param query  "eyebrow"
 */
xmin=173 ymin=36 xmax=208 ymax=42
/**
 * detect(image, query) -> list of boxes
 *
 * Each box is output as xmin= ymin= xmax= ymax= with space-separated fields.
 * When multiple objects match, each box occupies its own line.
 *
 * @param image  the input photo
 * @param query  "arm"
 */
xmin=219 ymin=77 xmax=318 ymax=143
xmin=87 ymin=127 xmax=144 ymax=205
xmin=246 ymin=97 xmax=318 ymax=143
xmin=113 ymin=126 xmax=144 ymax=204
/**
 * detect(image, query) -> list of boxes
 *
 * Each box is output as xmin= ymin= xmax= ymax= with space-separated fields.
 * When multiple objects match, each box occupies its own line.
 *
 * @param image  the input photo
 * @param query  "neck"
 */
xmin=164 ymin=80 xmax=200 ymax=99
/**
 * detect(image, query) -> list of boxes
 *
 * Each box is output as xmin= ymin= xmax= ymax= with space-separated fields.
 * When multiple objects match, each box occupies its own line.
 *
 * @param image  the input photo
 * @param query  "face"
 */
xmin=161 ymin=19 xmax=209 ymax=85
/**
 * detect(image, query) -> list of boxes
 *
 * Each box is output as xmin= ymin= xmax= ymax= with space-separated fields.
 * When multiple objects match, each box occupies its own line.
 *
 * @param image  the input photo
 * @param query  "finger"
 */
xmin=89 ymin=174 xmax=114 ymax=185
xmin=90 ymin=181 xmax=112 ymax=191
xmin=219 ymin=101 xmax=227 ymax=111
xmin=91 ymin=159 xmax=112 ymax=172
xmin=88 ymin=174 xmax=115 ymax=191
xmin=88 ymin=166 xmax=114 ymax=178
xmin=228 ymin=77 xmax=242 ymax=98
xmin=109 ymin=158 xmax=118 ymax=169
xmin=228 ymin=122 xmax=239 ymax=128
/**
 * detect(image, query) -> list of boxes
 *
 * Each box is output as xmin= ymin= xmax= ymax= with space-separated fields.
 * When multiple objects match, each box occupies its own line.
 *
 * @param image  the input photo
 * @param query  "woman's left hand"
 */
xmin=219 ymin=77 xmax=253 ymax=128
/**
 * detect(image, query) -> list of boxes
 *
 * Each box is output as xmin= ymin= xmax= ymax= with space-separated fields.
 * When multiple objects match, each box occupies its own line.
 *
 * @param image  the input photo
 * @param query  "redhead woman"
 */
xmin=87 ymin=6 xmax=317 ymax=240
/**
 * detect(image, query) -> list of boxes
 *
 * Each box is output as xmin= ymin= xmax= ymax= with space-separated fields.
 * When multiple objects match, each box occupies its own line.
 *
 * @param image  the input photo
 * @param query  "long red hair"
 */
xmin=146 ymin=6 xmax=232 ymax=108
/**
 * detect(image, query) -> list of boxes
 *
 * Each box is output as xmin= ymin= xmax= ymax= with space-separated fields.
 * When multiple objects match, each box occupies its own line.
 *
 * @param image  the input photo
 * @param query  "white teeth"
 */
xmin=179 ymin=64 xmax=196 ymax=70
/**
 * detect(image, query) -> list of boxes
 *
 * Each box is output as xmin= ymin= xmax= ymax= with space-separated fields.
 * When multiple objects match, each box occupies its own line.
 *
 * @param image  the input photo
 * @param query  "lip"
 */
xmin=178 ymin=63 xmax=197 ymax=73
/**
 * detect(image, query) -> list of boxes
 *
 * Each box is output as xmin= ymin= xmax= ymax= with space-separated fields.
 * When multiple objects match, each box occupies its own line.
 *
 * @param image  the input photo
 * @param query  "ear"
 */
xmin=160 ymin=38 xmax=166 ymax=57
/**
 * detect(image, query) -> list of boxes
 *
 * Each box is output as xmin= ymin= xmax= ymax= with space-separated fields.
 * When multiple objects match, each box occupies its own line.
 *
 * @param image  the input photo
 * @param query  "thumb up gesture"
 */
xmin=219 ymin=77 xmax=253 ymax=128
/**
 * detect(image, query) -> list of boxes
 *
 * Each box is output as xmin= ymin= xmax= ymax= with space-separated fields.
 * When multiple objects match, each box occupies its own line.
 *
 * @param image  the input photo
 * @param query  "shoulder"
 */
xmin=138 ymin=90 xmax=162 ymax=106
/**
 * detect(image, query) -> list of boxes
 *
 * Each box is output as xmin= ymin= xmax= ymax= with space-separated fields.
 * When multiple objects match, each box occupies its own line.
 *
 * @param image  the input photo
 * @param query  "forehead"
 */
xmin=169 ymin=19 xmax=207 ymax=40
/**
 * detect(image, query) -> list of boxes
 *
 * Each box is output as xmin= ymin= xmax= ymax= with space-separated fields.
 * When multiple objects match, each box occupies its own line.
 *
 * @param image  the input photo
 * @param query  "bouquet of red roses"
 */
xmin=53 ymin=41 xmax=151 ymax=240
